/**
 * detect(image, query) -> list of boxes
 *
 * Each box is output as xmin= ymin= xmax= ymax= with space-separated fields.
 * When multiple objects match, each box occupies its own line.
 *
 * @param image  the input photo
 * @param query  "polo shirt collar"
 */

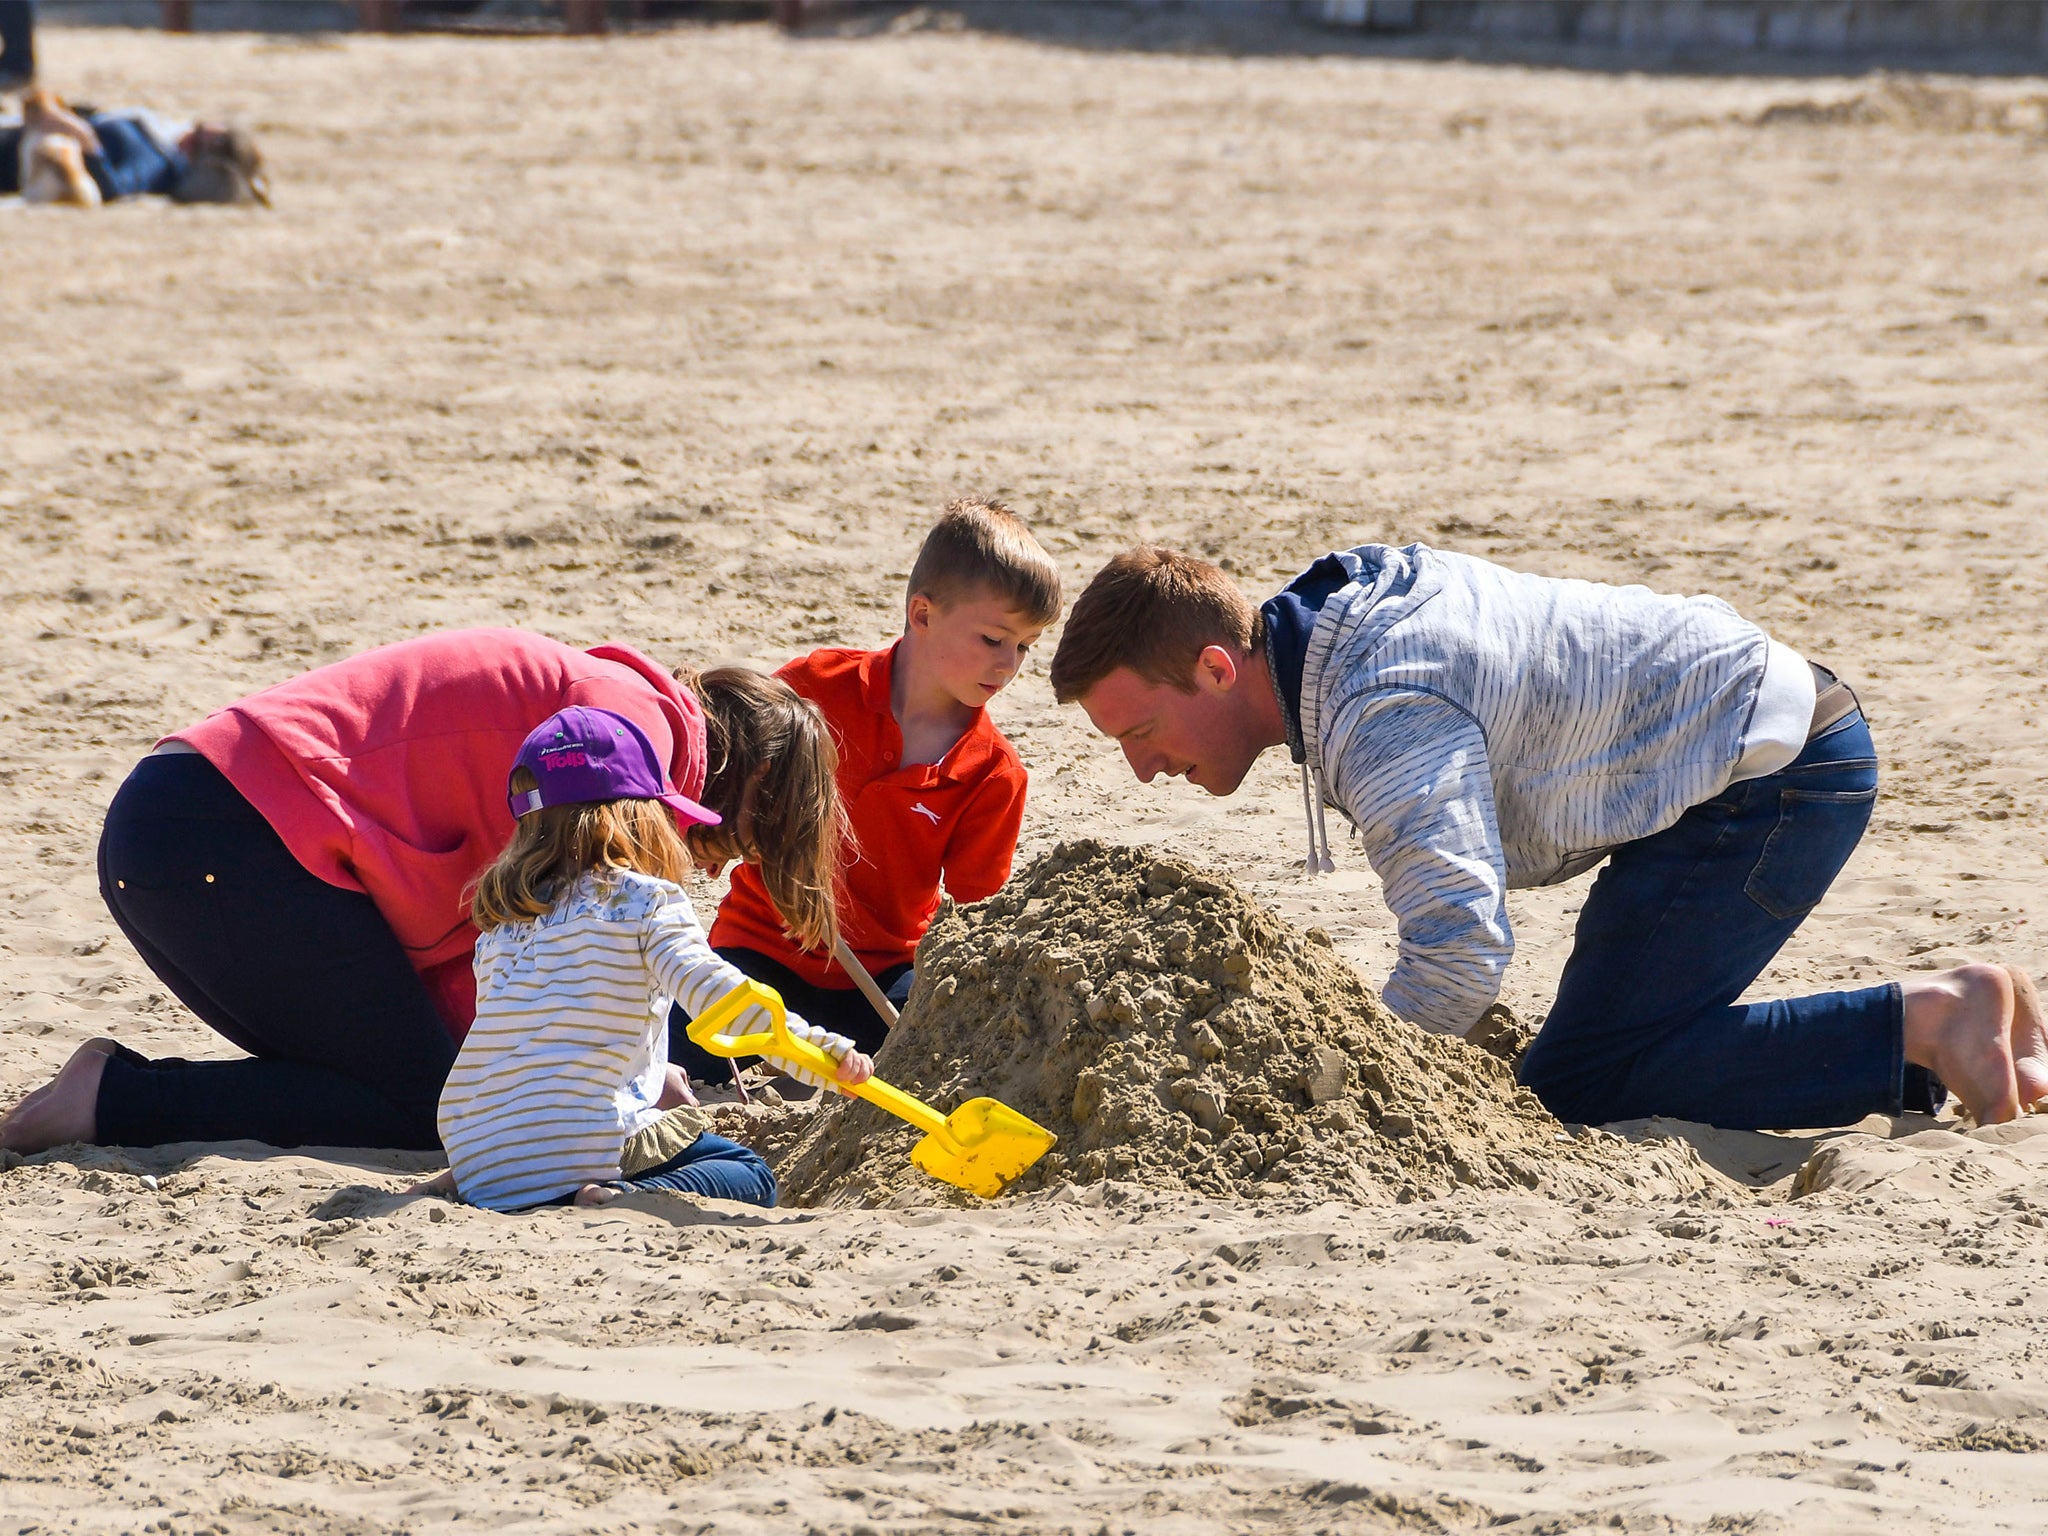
xmin=861 ymin=641 xmax=1001 ymax=782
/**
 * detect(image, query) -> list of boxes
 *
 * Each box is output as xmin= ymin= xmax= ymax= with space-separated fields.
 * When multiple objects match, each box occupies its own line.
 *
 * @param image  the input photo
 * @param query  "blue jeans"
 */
xmin=1519 ymin=711 xmax=1939 ymax=1129
xmin=577 ymin=1134 xmax=776 ymax=1207
xmin=84 ymin=114 xmax=185 ymax=201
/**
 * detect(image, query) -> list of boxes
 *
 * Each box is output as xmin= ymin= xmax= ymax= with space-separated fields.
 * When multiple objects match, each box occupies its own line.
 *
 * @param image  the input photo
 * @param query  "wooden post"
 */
xmin=358 ymin=0 xmax=403 ymax=32
xmin=563 ymin=0 xmax=607 ymax=35
xmin=162 ymin=0 xmax=193 ymax=32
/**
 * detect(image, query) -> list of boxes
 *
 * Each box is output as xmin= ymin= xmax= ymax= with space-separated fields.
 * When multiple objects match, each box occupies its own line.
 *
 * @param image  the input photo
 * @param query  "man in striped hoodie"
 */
xmin=1050 ymin=543 xmax=2046 ymax=1132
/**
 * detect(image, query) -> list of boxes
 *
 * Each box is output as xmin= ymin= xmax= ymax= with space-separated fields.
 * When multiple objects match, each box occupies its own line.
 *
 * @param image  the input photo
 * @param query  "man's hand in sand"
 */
xmin=1902 ymin=963 xmax=2048 ymax=1125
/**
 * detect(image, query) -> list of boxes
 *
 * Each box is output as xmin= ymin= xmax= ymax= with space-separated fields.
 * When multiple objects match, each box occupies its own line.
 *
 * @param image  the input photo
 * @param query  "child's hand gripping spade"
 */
xmin=686 ymin=980 xmax=1057 ymax=1199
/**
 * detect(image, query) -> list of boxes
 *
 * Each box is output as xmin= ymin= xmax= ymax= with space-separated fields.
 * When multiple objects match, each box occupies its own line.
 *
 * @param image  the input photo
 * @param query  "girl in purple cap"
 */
xmin=429 ymin=706 xmax=874 ymax=1211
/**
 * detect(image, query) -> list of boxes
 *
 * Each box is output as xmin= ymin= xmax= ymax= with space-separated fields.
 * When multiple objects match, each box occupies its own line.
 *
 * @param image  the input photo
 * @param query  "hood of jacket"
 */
xmin=1259 ymin=548 xmax=1374 ymax=766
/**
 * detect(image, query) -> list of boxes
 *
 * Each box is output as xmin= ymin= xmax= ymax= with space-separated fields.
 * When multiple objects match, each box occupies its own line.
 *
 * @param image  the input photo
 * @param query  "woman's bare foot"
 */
xmin=573 ymin=1182 xmax=618 ymax=1207
xmin=0 ymin=1038 xmax=113 ymax=1152
xmin=406 ymin=1168 xmax=457 ymax=1197
xmin=1901 ymin=963 xmax=2021 ymax=1125
xmin=2005 ymin=966 xmax=2048 ymax=1114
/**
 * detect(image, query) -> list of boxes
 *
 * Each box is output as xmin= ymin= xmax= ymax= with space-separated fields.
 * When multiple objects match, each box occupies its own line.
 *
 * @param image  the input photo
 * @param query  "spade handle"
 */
xmin=832 ymin=937 xmax=901 ymax=1029
xmin=686 ymin=980 xmax=946 ymax=1138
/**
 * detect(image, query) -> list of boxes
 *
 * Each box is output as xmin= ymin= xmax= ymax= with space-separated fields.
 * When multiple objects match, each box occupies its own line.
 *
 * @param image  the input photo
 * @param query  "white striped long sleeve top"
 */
xmin=437 ymin=870 xmax=766 ymax=1212
xmin=1283 ymin=544 xmax=1790 ymax=1035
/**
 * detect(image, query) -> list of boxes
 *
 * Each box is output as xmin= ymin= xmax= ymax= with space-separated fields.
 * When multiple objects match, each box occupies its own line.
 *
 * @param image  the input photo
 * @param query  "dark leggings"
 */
xmin=669 ymin=947 xmax=909 ymax=1084
xmin=95 ymin=753 xmax=457 ymax=1149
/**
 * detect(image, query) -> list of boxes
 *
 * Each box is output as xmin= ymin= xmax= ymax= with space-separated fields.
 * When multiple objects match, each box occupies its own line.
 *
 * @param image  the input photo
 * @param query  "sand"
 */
xmin=779 ymin=843 xmax=1720 ymax=1208
xmin=3 ymin=16 xmax=2048 ymax=1534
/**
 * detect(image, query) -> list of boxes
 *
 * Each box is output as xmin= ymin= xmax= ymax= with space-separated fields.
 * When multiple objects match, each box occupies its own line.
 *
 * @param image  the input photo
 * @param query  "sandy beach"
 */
xmin=2 ymin=17 xmax=2046 ymax=1533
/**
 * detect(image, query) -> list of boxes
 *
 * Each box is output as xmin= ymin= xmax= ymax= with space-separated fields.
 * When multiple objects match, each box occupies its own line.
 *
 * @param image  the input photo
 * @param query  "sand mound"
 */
xmin=776 ymin=843 xmax=1723 ymax=1207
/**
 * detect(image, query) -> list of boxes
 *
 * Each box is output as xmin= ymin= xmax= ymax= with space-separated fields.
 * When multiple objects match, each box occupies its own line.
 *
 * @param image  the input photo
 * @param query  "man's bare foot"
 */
xmin=1902 ymin=963 xmax=2022 ymax=1125
xmin=573 ymin=1182 xmax=618 ymax=1207
xmin=0 ymin=1038 xmax=112 ymax=1152
xmin=2005 ymin=966 xmax=2048 ymax=1114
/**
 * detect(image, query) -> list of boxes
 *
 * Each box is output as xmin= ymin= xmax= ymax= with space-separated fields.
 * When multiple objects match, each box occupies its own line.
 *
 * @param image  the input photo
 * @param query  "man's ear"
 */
xmin=1193 ymin=644 xmax=1241 ymax=695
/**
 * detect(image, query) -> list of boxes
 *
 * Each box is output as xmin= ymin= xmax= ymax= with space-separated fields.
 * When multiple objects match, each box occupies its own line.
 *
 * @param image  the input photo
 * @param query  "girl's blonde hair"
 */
xmin=472 ymin=766 xmax=693 ymax=931
xmin=680 ymin=664 xmax=846 ymax=955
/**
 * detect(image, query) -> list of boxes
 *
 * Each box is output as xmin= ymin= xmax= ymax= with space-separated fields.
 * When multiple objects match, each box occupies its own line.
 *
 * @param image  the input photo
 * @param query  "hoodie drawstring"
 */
xmin=1300 ymin=762 xmax=1336 ymax=874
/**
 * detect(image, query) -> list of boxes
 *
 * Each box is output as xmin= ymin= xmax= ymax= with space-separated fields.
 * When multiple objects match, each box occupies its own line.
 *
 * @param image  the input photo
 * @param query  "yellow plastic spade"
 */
xmin=686 ymin=980 xmax=1056 ymax=1199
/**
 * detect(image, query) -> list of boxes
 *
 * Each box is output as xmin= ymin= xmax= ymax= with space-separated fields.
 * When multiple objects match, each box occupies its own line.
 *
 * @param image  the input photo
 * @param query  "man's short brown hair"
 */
xmin=907 ymin=498 xmax=1062 ymax=627
xmin=1049 ymin=546 xmax=1259 ymax=703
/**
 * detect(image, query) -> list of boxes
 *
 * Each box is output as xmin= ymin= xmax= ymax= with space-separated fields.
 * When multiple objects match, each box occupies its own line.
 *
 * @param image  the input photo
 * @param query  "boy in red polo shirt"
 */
xmin=687 ymin=499 xmax=1061 ymax=1073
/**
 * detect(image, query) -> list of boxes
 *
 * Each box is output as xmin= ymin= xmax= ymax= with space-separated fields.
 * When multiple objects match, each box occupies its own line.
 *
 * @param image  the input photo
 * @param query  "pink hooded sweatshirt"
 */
xmin=168 ymin=628 xmax=705 ymax=1039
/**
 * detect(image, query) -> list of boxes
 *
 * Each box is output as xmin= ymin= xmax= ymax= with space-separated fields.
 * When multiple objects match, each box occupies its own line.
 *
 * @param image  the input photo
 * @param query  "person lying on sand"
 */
xmin=1049 ymin=542 xmax=2048 ymax=1132
xmin=676 ymin=497 xmax=1058 ymax=1085
xmin=1 ymin=632 xmax=845 ymax=1157
xmin=11 ymin=89 xmax=268 ymax=206
xmin=423 ymin=705 xmax=870 ymax=1212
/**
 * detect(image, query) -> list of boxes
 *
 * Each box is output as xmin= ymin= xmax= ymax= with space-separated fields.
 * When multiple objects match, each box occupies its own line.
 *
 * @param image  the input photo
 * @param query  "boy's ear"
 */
xmin=905 ymin=592 xmax=934 ymax=633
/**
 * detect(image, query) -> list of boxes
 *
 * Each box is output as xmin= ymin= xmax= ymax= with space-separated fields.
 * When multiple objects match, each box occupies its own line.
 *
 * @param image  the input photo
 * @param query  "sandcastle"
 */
xmin=772 ymin=843 xmax=1721 ymax=1207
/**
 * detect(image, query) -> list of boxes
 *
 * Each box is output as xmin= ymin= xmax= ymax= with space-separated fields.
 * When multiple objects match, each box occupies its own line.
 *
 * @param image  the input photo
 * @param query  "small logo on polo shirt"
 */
xmin=911 ymin=802 xmax=941 ymax=825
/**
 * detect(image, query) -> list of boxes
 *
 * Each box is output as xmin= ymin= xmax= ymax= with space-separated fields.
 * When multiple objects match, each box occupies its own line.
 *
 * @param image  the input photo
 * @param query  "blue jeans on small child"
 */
xmin=1519 ymin=710 xmax=1942 ymax=1130
xmin=542 ymin=1133 xmax=776 ymax=1208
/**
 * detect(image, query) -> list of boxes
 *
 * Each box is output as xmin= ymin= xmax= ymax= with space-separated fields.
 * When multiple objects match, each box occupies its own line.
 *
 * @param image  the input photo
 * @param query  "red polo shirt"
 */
xmin=710 ymin=644 xmax=1027 ymax=989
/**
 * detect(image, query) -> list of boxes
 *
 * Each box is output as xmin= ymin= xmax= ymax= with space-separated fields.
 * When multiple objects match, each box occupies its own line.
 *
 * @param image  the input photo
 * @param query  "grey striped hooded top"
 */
xmin=1271 ymin=543 xmax=1778 ymax=1033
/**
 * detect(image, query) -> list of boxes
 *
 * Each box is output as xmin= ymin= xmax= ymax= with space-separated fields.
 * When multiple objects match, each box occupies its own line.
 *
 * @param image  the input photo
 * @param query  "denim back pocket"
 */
xmin=1743 ymin=786 xmax=1878 ymax=921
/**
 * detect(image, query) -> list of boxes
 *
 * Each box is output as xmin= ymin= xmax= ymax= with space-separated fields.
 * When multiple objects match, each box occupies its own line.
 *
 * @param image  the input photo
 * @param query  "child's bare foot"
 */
xmin=407 ymin=1168 xmax=457 ymax=1197
xmin=573 ymin=1182 xmax=618 ymax=1207
xmin=1902 ymin=963 xmax=2022 ymax=1125
xmin=0 ymin=1038 xmax=113 ymax=1152
xmin=2005 ymin=966 xmax=2048 ymax=1113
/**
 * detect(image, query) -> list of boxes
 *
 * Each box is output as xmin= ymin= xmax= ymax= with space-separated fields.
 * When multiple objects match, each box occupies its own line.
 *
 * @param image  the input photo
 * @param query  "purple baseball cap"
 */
xmin=509 ymin=706 xmax=721 ymax=829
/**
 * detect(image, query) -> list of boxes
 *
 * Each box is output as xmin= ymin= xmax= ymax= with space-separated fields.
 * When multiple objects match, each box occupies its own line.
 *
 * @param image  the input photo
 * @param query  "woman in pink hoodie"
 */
xmin=1 ymin=629 xmax=842 ymax=1154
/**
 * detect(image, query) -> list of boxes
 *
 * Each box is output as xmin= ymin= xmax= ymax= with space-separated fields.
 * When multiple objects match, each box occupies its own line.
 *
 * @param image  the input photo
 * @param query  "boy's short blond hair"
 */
xmin=1048 ymin=546 xmax=1260 ymax=703
xmin=907 ymin=498 xmax=1062 ymax=627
